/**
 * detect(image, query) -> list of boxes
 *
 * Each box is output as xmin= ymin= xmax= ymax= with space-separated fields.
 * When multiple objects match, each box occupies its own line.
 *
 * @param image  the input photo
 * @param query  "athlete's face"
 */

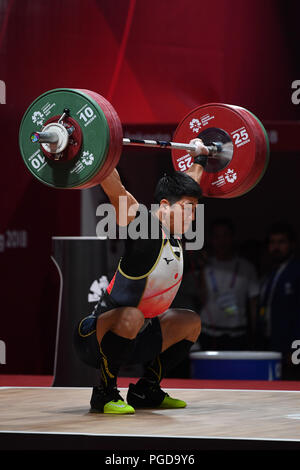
xmin=161 ymin=196 xmax=198 ymax=235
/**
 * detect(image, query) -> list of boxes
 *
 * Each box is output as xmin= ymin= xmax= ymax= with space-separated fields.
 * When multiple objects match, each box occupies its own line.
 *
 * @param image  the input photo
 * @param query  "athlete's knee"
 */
xmin=172 ymin=309 xmax=201 ymax=340
xmin=193 ymin=312 xmax=201 ymax=336
xmin=185 ymin=309 xmax=201 ymax=336
xmin=117 ymin=307 xmax=144 ymax=339
xmin=161 ymin=308 xmax=201 ymax=340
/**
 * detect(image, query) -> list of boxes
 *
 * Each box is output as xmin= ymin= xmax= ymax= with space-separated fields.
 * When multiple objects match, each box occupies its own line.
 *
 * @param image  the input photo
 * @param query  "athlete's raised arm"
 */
xmin=100 ymin=168 xmax=139 ymax=226
xmin=184 ymin=138 xmax=209 ymax=185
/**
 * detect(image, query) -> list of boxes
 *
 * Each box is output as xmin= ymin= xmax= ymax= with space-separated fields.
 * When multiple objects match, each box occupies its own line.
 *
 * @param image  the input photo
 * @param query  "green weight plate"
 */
xmin=19 ymin=88 xmax=110 ymax=188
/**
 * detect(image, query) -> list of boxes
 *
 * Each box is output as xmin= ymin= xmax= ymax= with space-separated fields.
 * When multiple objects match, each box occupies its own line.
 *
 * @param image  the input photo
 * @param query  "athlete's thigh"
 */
xmin=73 ymin=306 xmax=139 ymax=369
xmin=158 ymin=308 xmax=200 ymax=351
xmin=95 ymin=306 xmax=128 ymax=343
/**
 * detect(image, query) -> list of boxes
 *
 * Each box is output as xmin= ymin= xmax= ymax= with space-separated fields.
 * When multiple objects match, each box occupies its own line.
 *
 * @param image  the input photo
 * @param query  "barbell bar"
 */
xmin=30 ymin=129 xmax=222 ymax=156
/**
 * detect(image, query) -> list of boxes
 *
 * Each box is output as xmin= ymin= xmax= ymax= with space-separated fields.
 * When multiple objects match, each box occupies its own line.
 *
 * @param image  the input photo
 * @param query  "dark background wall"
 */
xmin=0 ymin=0 xmax=299 ymax=374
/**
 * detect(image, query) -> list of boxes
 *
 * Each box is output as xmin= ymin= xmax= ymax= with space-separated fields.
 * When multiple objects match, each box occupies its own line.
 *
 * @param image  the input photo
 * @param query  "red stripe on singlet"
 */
xmin=106 ymin=272 xmax=117 ymax=294
xmin=140 ymin=275 xmax=183 ymax=302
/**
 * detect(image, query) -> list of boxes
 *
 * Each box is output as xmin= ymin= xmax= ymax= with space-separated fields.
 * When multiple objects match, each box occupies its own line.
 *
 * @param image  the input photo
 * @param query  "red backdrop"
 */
xmin=0 ymin=0 xmax=299 ymax=373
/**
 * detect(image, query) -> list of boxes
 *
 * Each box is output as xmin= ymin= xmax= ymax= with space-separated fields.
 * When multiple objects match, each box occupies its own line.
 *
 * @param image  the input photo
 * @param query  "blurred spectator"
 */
xmin=257 ymin=222 xmax=300 ymax=380
xmin=171 ymin=249 xmax=204 ymax=312
xmin=197 ymin=218 xmax=259 ymax=351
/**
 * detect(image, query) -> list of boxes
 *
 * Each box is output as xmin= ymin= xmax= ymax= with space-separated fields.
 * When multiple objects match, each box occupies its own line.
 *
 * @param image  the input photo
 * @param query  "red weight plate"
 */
xmin=220 ymin=106 xmax=269 ymax=198
xmin=100 ymin=105 xmax=123 ymax=181
xmin=83 ymin=90 xmax=122 ymax=181
xmin=212 ymin=109 xmax=262 ymax=198
xmin=235 ymin=107 xmax=269 ymax=192
xmin=75 ymin=90 xmax=122 ymax=188
xmin=76 ymin=90 xmax=123 ymax=188
xmin=172 ymin=103 xmax=266 ymax=198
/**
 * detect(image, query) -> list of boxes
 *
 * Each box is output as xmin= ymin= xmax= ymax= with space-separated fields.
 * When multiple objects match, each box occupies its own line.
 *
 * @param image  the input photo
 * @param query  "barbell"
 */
xmin=18 ymin=88 xmax=270 ymax=198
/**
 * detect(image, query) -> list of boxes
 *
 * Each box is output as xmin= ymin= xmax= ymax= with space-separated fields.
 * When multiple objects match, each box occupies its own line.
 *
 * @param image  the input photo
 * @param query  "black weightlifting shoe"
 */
xmin=127 ymin=380 xmax=186 ymax=409
xmin=90 ymin=386 xmax=135 ymax=414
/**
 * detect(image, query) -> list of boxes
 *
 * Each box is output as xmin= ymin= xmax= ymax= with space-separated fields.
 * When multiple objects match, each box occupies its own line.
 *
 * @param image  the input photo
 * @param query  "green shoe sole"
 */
xmin=159 ymin=396 xmax=187 ymax=409
xmin=90 ymin=400 xmax=135 ymax=414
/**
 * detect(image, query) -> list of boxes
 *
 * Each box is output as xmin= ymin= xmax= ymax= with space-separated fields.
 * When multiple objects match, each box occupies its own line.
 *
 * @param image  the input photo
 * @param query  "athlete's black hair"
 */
xmin=154 ymin=171 xmax=202 ymax=205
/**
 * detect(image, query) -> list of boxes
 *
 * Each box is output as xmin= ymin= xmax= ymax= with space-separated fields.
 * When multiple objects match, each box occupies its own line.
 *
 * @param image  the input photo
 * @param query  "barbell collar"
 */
xmin=58 ymin=108 xmax=70 ymax=124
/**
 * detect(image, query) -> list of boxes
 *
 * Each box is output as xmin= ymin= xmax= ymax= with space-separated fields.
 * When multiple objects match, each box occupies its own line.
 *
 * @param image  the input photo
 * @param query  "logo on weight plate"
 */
xmin=189 ymin=118 xmax=201 ymax=133
xmin=32 ymin=111 xmax=45 ymax=126
xmin=88 ymin=275 xmax=109 ymax=303
xmin=212 ymin=168 xmax=238 ymax=187
xmin=81 ymin=150 xmax=95 ymax=166
xmin=224 ymin=168 xmax=237 ymax=183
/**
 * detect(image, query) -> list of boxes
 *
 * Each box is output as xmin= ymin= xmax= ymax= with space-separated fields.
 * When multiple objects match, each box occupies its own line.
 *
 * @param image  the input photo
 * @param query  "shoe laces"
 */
xmin=111 ymin=387 xmax=123 ymax=402
xmin=139 ymin=379 xmax=167 ymax=398
xmin=95 ymin=385 xmax=123 ymax=402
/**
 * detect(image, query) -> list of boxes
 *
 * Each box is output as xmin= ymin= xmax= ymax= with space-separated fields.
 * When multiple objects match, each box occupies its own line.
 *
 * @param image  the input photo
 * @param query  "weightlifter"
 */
xmin=73 ymin=140 xmax=208 ymax=414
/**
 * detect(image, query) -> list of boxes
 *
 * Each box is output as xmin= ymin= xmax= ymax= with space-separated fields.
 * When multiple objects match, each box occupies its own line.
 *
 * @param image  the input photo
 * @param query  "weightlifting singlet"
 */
xmin=106 ymin=209 xmax=183 ymax=318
